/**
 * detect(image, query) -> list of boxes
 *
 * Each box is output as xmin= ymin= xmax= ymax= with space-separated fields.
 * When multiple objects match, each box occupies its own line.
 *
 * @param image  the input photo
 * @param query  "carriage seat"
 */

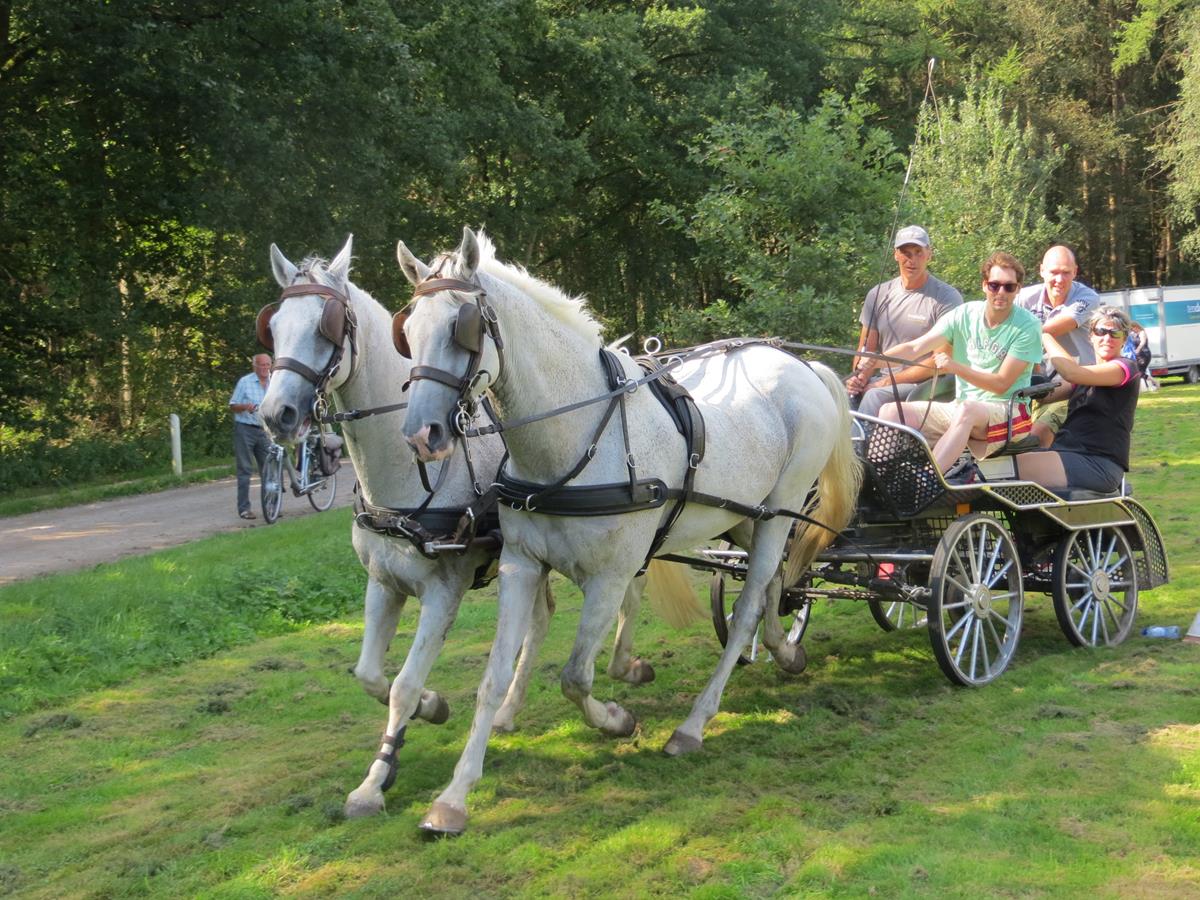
xmin=1050 ymin=479 xmax=1132 ymax=502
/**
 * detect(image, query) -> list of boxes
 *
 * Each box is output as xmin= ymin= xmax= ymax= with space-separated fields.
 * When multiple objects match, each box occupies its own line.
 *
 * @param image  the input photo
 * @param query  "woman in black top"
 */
xmin=1014 ymin=305 xmax=1140 ymax=493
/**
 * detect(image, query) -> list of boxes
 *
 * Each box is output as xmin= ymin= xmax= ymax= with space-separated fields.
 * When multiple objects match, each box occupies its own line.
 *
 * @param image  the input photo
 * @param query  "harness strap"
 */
xmin=465 ymin=336 xmax=778 ymax=438
xmin=318 ymin=400 xmax=408 ymax=425
xmin=634 ymin=354 xmax=707 ymax=574
xmin=273 ymin=357 xmax=323 ymax=384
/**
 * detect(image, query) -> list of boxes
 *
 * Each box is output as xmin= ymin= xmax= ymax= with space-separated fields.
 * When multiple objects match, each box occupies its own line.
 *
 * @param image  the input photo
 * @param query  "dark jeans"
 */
xmin=234 ymin=422 xmax=272 ymax=514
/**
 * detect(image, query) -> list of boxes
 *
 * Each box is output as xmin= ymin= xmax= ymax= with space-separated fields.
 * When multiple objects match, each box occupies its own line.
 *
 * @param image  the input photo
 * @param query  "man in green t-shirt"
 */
xmin=877 ymin=251 xmax=1043 ymax=474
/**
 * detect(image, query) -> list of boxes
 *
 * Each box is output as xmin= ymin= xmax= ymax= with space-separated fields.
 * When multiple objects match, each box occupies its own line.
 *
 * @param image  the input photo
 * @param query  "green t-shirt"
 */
xmin=931 ymin=301 xmax=1043 ymax=402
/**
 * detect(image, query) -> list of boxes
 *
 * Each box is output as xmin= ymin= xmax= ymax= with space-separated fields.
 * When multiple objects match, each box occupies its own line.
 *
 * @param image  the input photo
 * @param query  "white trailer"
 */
xmin=1100 ymin=285 xmax=1200 ymax=383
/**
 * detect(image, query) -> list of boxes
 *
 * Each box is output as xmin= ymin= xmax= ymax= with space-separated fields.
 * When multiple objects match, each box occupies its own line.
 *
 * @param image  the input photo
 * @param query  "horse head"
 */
xmin=395 ymin=227 xmax=502 ymax=462
xmin=258 ymin=234 xmax=357 ymax=443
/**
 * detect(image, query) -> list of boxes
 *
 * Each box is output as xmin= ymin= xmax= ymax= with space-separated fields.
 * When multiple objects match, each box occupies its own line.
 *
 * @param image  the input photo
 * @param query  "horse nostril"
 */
xmin=279 ymin=404 xmax=298 ymax=431
xmin=428 ymin=422 xmax=444 ymax=450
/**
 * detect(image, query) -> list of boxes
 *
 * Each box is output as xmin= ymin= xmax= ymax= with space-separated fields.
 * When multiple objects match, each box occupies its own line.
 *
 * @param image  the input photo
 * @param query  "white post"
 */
xmin=169 ymin=413 xmax=182 ymax=476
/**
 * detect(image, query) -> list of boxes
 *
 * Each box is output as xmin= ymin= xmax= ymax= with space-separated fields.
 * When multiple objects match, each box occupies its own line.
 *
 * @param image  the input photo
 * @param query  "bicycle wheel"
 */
xmin=308 ymin=468 xmax=337 ymax=511
xmin=261 ymin=450 xmax=284 ymax=523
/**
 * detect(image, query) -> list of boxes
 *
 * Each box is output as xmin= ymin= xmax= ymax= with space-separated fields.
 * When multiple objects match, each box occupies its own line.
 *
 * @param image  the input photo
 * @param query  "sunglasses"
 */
xmin=984 ymin=280 xmax=1020 ymax=293
xmin=1091 ymin=326 xmax=1127 ymax=339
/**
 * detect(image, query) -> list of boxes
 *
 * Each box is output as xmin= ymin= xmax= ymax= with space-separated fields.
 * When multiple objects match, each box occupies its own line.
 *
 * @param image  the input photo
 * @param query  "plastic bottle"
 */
xmin=1141 ymin=625 xmax=1181 ymax=639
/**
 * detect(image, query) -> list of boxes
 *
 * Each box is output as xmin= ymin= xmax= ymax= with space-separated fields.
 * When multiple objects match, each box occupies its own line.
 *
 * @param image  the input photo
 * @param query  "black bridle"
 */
xmin=392 ymin=274 xmax=505 ymax=435
xmin=256 ymin=278 xmax=358 ymax=398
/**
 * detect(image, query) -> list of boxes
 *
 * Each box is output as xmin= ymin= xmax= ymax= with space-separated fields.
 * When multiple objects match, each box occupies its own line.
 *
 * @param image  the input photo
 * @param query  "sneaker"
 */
xmin=239 ymin=510 xmax=256 ymax=520
xmin=945 ymin=461 xmax=984 ymax=485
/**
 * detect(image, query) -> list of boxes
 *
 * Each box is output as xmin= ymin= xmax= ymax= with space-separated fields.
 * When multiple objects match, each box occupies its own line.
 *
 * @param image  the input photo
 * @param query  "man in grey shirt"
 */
xmin=1016 ymin=244 xmax=1100 ymax=446
xmin=846 ymin=225 xmax=963 ymax=417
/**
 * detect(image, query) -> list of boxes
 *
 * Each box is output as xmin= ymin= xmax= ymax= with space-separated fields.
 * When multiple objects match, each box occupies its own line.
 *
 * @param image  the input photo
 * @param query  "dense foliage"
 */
xmin=3 ymin=0 xmax=1199 ymax=489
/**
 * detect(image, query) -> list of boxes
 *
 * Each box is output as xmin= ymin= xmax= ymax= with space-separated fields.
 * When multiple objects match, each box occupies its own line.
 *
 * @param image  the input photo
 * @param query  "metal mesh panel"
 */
xmin=987 ymin=483 xmax=1060 ymax=507
xmin=864 ymin=425 xmax=945 ymax=516
xmin=1125 ymin=499 xmax=1170 ymax=588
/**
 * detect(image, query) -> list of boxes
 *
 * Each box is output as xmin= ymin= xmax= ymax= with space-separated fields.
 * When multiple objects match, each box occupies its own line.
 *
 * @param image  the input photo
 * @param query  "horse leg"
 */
xmin=606 ymin=576 xmax=656 ymax=685
xmin=493 ymin=573 xmax=556 ymax=733
xmin=758 ymin=570 xmax=807 ymax=674
xmin=560 ymin=573 xmax=640 ymax=737
xmin=352 ymin=577 xmax=406 ymax=702
xmin=344 ymin=583 xmax=464 ymax=819
xmin=420 ymin=553 xmax=544 ymax=836
xmin=664 ymin=518 xmax=794 ymax=756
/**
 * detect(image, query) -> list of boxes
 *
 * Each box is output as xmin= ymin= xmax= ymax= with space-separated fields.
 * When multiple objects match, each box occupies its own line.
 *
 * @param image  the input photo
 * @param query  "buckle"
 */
xmin=688 ymin=452 xmax=700 ymax=470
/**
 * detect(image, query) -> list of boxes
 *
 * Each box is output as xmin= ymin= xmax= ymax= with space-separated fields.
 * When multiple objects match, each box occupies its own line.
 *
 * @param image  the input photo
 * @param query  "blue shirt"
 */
xmin=1016 ymin=280 xmax=1100 ymax=368
xmin=229 ymin=372 xmax=270 ymax=426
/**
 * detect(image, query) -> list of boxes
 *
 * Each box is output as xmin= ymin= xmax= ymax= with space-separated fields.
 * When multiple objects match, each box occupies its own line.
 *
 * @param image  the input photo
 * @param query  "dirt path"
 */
xmin=0 ymin=465 xmax=357 ymax=586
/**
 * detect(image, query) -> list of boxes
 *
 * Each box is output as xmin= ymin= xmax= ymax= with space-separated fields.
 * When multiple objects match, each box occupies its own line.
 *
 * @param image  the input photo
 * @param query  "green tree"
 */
xmin=1158 ymin=5 xmax=1200 ymax=259
xmin=655 ymin=84 xmax=901 ymax=349
xmin=907 ymin=77 xmax=1073 ymax=292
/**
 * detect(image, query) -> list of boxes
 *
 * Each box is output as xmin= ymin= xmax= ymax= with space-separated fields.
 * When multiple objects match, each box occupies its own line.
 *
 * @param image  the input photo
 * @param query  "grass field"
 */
xmin=1 ymin=385 xmax=1198 ymax=897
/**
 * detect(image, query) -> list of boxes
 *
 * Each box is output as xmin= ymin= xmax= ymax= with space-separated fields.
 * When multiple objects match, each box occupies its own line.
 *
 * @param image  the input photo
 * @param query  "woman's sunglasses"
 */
xmin=984 ymin=280 xmax=1020 ymax=293
xmin=1091 ymin=326 xmax=1127 ymax=339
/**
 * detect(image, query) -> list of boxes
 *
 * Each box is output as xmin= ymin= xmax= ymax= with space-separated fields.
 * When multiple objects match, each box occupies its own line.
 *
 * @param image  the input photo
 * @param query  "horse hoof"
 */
xmin=344 ymin=788 xmax=385 ymax=819
xmin=419 ymin=801 xmax=468 ymax=837
xmin=492 ymin=714 xmax=517 ymax=734
xmin=772 ymin=643 xmax=808 ymax=675
xmin=628 ymin=658 xmax=656 ymax=685
xmin=600 ymin=701 xmax=636 ymax=737
xmin=419 ymin=691 xmax=451 ymax=725
xmin=663 ymin=729 xmax=703 ymax=757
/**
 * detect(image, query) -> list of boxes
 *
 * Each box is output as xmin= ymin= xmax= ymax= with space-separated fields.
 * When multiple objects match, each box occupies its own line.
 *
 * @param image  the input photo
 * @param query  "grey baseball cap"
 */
xmin=893 ymin=225 xmax=931 ymax=249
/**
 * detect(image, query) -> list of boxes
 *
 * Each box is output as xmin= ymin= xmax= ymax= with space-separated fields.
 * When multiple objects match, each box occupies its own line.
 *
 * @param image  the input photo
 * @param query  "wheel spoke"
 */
xmin=951 ymin=548 xmax=971 ymax=583
xmin=987 ymin=558 xmax=1017 ymax=589
xmin=1071 ymin=589 xmax=1095 ymax=614
xmin=983 ymin=534 xmax=1003 ymax=583
xmin=951 ymin=612 xmax=975 ymax=662
xmin=1106 ymin=553 xmax=1132 ymax=579
xmin=978 ymin=619 xmax=992 ymax=676
xmin=984 ymin=613 xmax=1007 ymax=653
xmin=947 ymin=574 xmax=973 ymax=596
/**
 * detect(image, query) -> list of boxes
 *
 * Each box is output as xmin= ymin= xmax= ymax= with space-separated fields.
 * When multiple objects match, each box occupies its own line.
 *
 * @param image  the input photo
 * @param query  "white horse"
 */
xmin=258 ymin=237 xmax=562 ymax=819
xmin=397 ymin=228 xmax=862 ymax=834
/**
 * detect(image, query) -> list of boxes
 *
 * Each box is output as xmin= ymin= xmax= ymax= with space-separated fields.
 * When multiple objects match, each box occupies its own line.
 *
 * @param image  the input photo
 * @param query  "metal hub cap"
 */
xmin=1090 ymin=569 xmax=1112 ymax=600
xmin=969 ymin=584 xmax=992 ymax=616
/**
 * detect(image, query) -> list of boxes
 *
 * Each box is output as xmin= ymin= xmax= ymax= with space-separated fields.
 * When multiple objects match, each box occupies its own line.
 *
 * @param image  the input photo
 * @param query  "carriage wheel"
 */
xmin=868 ymin=597 xmax=927 ymax=631
xmin=1052 ymin=526 xmax=1138 ymax=647
xmin=928 ymin=513 xmax=1023 ymax=687
xmin=709 ymin=545 xmax=810 ymax=666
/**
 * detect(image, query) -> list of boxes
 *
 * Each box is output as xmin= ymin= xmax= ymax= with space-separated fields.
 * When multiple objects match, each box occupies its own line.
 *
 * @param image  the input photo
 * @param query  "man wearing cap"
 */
xmin=1016 ymin=244 xmax=1101 ymax=447
xmin=846 ymin=225 xmax=963 ymax=418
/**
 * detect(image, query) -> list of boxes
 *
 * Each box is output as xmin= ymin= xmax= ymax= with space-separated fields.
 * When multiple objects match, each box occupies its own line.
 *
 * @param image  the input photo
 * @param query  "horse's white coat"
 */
xmin=259 ymin=238 xmax=530 ymax=819
xmin=398 ymin=228 xmax=861 ymax=833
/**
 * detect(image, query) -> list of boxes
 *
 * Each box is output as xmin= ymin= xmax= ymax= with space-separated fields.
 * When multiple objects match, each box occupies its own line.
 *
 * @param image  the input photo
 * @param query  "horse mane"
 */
xmin=473 ymin=233 xmax=602 ymax=343
xmin=296 ymin=254 xmax=387 ymax=323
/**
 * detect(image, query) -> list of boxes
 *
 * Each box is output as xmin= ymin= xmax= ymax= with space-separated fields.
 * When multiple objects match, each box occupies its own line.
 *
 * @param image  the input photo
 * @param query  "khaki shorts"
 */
xmin=918 ymin=399 xmax=1033 ymax=458
xmin=1032 ymin=399 xmax=1069 ymax=435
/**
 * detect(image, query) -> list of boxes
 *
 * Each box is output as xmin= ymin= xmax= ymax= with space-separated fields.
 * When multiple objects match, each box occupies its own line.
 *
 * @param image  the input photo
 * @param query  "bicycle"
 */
xmin=260 ymin=429 xmax=339 ymax=524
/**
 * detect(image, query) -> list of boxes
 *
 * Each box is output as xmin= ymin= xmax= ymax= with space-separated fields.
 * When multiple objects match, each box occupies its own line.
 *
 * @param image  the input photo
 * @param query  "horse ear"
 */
xmin=457 ymin=226 xmax=480 ymax=276
xmin=270 ymin=243 xmax=298 ymax=287
xmin=328 ymin=233 xmax=353 ymax=283
xmin=396 ymin=240 xmax=430 ymax=286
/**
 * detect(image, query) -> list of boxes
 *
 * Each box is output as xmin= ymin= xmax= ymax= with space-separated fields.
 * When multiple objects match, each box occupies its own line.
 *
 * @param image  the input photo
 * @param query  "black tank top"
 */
xmin=1051 ymin=359 xmax=1139 ymax=470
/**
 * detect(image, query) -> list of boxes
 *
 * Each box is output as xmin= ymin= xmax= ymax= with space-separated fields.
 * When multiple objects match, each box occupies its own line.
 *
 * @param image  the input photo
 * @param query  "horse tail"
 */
xmin=784 ymin=363 xmax=863 ymax=588
xmin=645 ymin=559 xmax=704 ymax=629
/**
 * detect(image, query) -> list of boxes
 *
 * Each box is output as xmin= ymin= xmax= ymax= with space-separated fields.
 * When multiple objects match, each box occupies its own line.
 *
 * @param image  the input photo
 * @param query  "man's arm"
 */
xmin=1041 ymin=313 xmax=1082 ymax=337
xmin=936 ymin=352 xmax=1030 ymax=397
xmin=883 ymin=328 xmax=952 ymax=364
